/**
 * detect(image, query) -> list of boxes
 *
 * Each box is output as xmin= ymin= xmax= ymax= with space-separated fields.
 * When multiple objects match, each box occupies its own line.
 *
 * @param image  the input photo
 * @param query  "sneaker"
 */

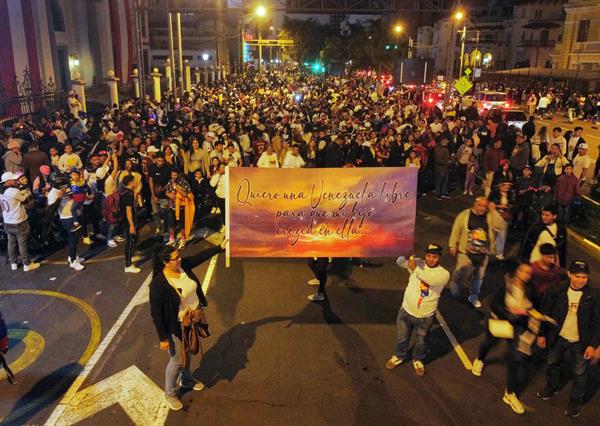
xmin=10 ymin=263 xmax=18 ymax=271
xmin=468 ymin=191 xmax=474 ymax=196
xmin=496 ymin=253 xmax=505 ymax=260
xmin=463 ymin=190 xmax=468 ymax=195
xmin=565 ymin=400 xmax=582 ymax=418
xmin=307 ymin=278 xmax=320 ymax=286
xmin=107 ymin=239 xmax=117 ymax=248
xmin=114 ymin=235 xmax=125 ymax=243
xmin=69 ymin=260 xmax=85 ymax=271
xmin=537 ymin=385 xmax=559 ymax=400
xmin=307 ymin=292 xmax=325 ymax=302
xmin=124 ymin=265 xmax=142 ymax=274
xmin=165 ymin=395 xmax=183 ymax=411
xmin=468 ymin=296 xmax=482 ymax=308
xmin=177 ymin=376 xmax=205 ymax=391
xmin=23 ymin=262 xmax=40 ymax=272
xmin=503 ymin=390 xmax=525 ymax=414
xmin=413 ymin=360 xmax=425 ymax=377
xmin=82 ymin=236 xmax=93 ymax=245
xmin=441 ymin=195 xmax=451 ymax=199
xmin=71 ymin=223 xmax=82 ymax=232
xmin=95 ymin=233 xmax=106 ymax=240
xmin=472 ymin=358 xmax=484 ymax=377
xmin=385 ymin=355 xmax=404 ymax=370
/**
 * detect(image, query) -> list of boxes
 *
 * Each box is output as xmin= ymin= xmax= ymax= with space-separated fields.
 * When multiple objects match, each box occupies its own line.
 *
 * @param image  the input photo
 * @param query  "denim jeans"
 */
xmin=165 ymin=334 xmax=194 ymax=397
xmin=558 ymin=205 xmax=571 ymax=225
xmin=450 ymin=253 xmax=489 ymax=302
xmin=394 ymin=307 xmax=435 ymax=361
xmin=60 ymin=217 xmax=79 ymax=261
xmin=5 ymin=221 xmax=31 ymax=265
xmin=546 ymin=337 xmax=589 ymax=402
xmin=434 ymin=171 xmax=448 ymax=196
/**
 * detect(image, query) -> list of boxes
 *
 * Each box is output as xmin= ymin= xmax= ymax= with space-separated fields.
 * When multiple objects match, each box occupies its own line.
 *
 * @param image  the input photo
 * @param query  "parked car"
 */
xmin=462 ymin=90 xmax=511 ymax=113
xmin=502 ymin=109 xmax=528 ymax=129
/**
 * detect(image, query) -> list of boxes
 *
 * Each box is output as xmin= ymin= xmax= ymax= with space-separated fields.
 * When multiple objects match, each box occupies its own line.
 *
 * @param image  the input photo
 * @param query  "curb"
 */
xmin=567 ymin=228 xmax=600 ymax=257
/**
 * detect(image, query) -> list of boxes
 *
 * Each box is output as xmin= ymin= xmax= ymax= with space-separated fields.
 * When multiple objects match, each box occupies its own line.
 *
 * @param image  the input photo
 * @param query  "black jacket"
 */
xmin=544 ymin=284 xmax=600 ymax=350
xmin=150 ymin=244 xmax=223 ymax=341
xmin=520 ymin=221 xmax=567 ymax=267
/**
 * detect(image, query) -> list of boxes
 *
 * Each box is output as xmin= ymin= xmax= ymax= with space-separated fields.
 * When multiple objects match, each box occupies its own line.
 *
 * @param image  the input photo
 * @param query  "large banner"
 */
xmin=227 ymin=167 xmax=417 ymax=257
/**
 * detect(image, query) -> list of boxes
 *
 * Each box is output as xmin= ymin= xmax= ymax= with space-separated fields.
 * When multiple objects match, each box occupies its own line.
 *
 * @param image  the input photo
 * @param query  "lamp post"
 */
xmin=256 ymin=5 xmax=267 ymax=73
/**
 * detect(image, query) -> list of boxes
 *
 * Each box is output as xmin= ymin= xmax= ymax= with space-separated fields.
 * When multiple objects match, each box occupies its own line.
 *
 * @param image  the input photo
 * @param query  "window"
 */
xmin=541 ymin=30 xmax=549 ymax=45
xmin=521 ymin=31 xmax=525 ymax=41
xmin=577 ymin=20 xmax=590 ymax=42
xmin=49 ymin=0 xmax=65 ymax=32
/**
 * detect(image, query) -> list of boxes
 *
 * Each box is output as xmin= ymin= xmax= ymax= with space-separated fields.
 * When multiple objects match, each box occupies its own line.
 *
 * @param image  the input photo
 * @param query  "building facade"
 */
xmin=510 ymin=0 xmax=567 ymax=69
xmin=553 ymin=0 xmax=600 ymax=71
xmin=0 ymin=0 xmax=136 ymax=96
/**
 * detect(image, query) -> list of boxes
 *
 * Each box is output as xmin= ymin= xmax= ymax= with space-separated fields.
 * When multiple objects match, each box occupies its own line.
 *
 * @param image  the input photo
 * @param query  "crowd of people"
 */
xmin=1 ymin=70 xmax=599 ymax=417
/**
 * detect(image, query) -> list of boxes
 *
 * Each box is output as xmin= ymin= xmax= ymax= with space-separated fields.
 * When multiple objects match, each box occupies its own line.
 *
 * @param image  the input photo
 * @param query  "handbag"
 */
xmin=166 ymin=276 xmax=210 ymax=368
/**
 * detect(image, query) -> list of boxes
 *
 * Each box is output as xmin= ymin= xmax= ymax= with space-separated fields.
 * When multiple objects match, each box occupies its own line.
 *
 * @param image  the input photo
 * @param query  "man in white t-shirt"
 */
xmin=572 ymin=144 xmax=590 ymax=181
xmin=548 ymin=127 xmax=566 ymax=156
xmin=0 ymin=172 xmax=40 ymax=271
xmin=386 ymin=243 xmax=450 ymax=376
xmin=537 ymin=260 xmax=600 ymax=418
xmin=282 ymin=145 xmax=306 ymax=168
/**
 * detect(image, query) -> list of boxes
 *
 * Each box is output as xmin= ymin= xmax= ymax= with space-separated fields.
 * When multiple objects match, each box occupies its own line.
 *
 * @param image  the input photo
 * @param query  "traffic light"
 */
xmin=394 ymin=44 xmax=398 ymax=49
xmin=311 ymin=61 xmax=324 ymax=73
xmin=385 ymin=44 xmax=391 ymax=50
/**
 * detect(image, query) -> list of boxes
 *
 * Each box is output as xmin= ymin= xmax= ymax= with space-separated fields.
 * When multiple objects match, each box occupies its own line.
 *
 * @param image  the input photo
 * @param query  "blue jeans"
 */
xmin=60 ymin=218 xmax=79 ymax=261
xmin=434 ymin=171 xmax=448 ymax=196
xmin=546 ymin=337 xmax=589 ymax=402
xmin=394 ymin=307 xmax=435 ymax=361
xmin=450 ymin=253 xmax=489 ymax=302
xmin=165 ymin=334 xmax=194 ymax=397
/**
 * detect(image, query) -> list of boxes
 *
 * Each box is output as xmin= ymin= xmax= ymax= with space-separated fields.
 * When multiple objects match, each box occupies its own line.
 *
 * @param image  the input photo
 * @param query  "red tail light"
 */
xmin=504 ymin=102 xmax=510 ymax=108
xmin=428 ymin=98 xmax=434 ymax=103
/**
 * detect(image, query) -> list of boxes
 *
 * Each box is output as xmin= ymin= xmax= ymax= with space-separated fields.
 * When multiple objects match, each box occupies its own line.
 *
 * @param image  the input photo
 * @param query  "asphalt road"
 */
xmin=1 ymin=191 xmax=599 ymax=426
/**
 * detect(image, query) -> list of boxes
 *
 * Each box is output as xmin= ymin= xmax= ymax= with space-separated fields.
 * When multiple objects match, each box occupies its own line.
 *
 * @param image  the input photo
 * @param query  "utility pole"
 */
xmin=177 ymin=12 xmax=184 ymax=93
xmin=134 ymin=0 xmax=146 ymax=99
xmin=167 ymin=0 xmax=177 ymax=97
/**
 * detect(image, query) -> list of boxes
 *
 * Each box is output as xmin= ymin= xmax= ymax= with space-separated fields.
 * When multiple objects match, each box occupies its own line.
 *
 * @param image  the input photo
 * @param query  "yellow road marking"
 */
xmin=0 ymin=290 xmax=101 ymax=424
xmin=0 ymin=329 xmax=45 ymax=381
xmin=436 ymin=311 xmax=473 ymax=371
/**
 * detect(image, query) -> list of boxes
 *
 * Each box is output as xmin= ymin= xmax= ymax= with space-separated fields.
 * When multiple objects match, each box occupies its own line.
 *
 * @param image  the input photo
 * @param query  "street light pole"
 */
xmin=445 ymin=18 xmax=457 ymax=101
xmin=458 ymin=26 xmax=466 ymax=77
xmin=177 ymin=12 xmax=184 ymax=93
xmin=167 ymin=3 xmax=177 ymax=96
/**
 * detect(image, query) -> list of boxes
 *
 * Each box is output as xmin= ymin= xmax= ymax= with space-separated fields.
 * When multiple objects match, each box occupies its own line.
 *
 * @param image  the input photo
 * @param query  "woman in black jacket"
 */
xmin=150 ymin=239 xmax=226 ymax=411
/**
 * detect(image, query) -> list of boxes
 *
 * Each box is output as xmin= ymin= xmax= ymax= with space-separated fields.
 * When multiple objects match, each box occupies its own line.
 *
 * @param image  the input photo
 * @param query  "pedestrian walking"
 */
xmin=448 ymin=197 xmax=496 ymax=308
xmin=121 ymin=175 xmax=140 ymax=273
xmin=386 ymin=244 xmax=450 ymax=376
xmin=307 ymin=257 xmax=329 ymax=302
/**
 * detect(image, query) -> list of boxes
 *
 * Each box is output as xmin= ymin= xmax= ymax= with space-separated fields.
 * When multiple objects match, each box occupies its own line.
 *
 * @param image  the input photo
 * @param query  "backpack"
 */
xmin=102 ymin=191 xmax=123 ymax=224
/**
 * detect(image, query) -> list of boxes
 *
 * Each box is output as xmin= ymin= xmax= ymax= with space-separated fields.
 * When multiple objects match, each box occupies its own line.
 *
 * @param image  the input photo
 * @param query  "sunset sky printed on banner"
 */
xmin=228 ymin=168 xmax=417 ymax=257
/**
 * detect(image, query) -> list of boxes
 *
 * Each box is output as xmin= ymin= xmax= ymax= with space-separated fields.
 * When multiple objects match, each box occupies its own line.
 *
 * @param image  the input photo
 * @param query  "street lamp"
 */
xmin=394 ymin=24 xmax=403 ymax=34
xmin=256 ymin=5 xmax=266 ymax=17
xmin=255 ymin=5 xmax=268 ymax=73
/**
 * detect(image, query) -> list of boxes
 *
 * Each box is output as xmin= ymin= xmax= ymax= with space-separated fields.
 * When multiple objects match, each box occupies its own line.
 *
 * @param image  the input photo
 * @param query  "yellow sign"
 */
xmin=454 ymin=76 xmax=473 ymax=95
xmin=244 ymin=39 xmax=294 ymax=47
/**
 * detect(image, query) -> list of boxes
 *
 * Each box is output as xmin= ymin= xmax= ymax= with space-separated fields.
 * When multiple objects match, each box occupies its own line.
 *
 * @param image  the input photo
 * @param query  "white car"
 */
xmin=462 ymin=91 xmax=511 ymax=113
xmin=502 ymin=109 xmax=528 ymax=130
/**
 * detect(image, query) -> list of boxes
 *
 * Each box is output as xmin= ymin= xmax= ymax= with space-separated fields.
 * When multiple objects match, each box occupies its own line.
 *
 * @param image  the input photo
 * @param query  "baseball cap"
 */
xmin=1 ymin=172 xmax=17 ymax=183
xmin=424 ymin=243 xmax=443 ymax=255
xmin=578 ymin=143 xmax=589 ymax=150
xmin=569 ymin=260 xmax=590 ymax=275
xmin=147 ymin=146 xmax=159 ymax=153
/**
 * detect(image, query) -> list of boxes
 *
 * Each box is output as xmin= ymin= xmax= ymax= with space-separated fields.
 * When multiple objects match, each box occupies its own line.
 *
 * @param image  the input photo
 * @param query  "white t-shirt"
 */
xmin=0 ymin=187 xmax=28 ymax=224
xmin=47 ymin=187 xmax=74 ymax=219
xmin=257 ymin=152 xmax=279 ymax=168
xmin=210 ymin=173 xmax=226 ymax=199
xmin=572 ymin=154 xmax=590 ymax=180
xmin=530 ymin=223 xmax=558 ymax=263
xmin=166 ymin=270 xmax=200 ymax=321
xmin=223 ymin=150 xmax=242 ymax=167
xmin=397 ymin=257 xmax=450 ymax=318
xmin=559 ymin=287 xmax=583 ymax=342
xmin=283 ymin=152 xmax=305 ymax=168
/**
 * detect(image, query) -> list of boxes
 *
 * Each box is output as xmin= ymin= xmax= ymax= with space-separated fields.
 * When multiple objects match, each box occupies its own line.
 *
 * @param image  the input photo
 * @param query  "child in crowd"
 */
xmin=405 ymin=150 xmax=421 ymax=169
xmin=463 ymin=153 xmax=479 ymax=196
xmin=69 ymin=169 xmax=89 ymax=232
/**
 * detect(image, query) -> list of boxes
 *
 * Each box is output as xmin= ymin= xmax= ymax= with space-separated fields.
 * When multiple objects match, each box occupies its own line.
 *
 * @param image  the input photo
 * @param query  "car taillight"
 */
xmin=428 ymin=98 xmax=433 ymax=103
xmin=504 ymin=102 xmax=510 ymax=108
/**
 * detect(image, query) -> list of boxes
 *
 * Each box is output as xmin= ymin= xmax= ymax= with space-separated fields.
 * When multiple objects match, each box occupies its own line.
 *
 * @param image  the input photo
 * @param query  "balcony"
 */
xmin=518 ymin=39 xmax=557 ymax=48
xmin=574 ymin=42 xmax=600 ymax=53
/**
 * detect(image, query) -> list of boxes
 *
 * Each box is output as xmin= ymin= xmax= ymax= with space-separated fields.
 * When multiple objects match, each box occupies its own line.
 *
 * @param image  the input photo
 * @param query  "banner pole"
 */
xmin=225 ymin=166 xmax=231 ymax=268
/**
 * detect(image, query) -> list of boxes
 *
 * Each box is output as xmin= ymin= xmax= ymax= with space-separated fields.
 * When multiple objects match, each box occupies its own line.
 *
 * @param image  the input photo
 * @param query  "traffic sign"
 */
xmin=464 ymin=67 xmax=472 ymax=76
xmin=454 ymin=76 xmax=473 ymax=95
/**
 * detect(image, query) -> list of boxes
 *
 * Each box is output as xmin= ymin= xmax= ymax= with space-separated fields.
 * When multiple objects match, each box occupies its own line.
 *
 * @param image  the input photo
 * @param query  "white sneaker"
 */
xmin=496 ymin=254 xmax=505 ymax=260
xmin=114 ymin=235 xmax=125 ymax=243
xmin=472 ymin=358 xmax=484 ymax=377
xmin=124 ymin=265 xmax=142 ymax=273
xmin=69 ymin=260 xmax=85 ymax=271
xmin=177 ymin=376 xmax=205 ymax=391
xmin=107 ymin=239 xmax=117 ymax=248
xmin=82 ymin=236 xmax=93 ymax=245
xmin=468 ymin=297 xmax=482 ymax=308
xmin=503 ymin=390 xmax=525 ymax=414
xmin=23 ymin=262 xmax=40 ymax=272
xmin=165 ymin=395 xmax=183 ymax=411
xmin=463 ymin=190 xmax=467 ymax=195
xmin=76 ymin=256 xmax=85 ymax=264
xmin=468 ymin=191 xmax=474 ymax=196
xmin=307 ymin=278 xmax=320 ymax=286
xmin=385 ymin=355 xmax=404 ymax=370
xmin=11 ymin=263 xmax=18 ymax=271
xmin=308 ymin=292 xmax=325 ymax=302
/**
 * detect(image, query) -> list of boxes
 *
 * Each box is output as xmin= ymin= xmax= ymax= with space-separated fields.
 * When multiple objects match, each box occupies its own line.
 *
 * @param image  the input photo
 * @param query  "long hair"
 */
xmin=153 ymin=244 xmax=177 ymax=277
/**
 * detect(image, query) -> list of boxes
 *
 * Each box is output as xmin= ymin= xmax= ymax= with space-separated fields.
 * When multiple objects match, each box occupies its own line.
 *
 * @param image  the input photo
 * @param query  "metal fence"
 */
xmin=0 ymin=68 xmax=65 ymax=123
